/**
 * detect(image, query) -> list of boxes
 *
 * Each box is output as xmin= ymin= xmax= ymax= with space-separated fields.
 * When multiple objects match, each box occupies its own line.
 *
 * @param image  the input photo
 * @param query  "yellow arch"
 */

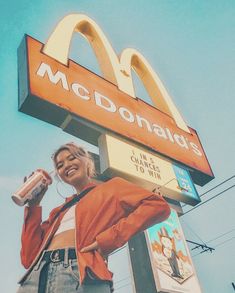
xmin=120 ymin=49 xmax=189 ymax=132
xmin=43 ymin=14 xmax=121 ymax=86
xmin=43 ymin=14 xmax=189 ymax=133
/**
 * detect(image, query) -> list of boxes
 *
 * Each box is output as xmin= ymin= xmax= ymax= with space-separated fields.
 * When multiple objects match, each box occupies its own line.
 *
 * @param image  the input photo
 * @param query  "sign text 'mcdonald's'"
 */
xmin=18 ymin=35 xmax=213 ymax=185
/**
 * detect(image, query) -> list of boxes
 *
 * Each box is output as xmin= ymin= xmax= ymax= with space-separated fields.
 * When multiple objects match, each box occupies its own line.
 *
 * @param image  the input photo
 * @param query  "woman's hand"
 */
xmin=27 ymin=185 xmax=48 ymax=207
xmin=80 ymin=241 xmax=107 ymax=261
xmin=23 ymin=173 xmax=48 ymax=207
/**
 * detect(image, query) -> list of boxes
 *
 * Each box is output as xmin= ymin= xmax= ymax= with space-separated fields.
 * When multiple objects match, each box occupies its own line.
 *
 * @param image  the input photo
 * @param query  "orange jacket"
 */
xmin=19 ymin=177 xmax=170 ymax=284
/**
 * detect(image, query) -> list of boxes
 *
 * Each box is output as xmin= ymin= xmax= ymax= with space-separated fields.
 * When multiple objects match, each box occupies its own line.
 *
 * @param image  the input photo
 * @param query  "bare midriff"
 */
xmin=47 ymin=229 xmax=75 ymax=250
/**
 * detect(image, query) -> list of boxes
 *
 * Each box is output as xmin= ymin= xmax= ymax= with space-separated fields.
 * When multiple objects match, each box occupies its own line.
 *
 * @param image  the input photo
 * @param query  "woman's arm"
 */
xmin=20 ymin=205 xmax=52 ymax=268
xmin=95 ymin=177 xmax=170 ymax=255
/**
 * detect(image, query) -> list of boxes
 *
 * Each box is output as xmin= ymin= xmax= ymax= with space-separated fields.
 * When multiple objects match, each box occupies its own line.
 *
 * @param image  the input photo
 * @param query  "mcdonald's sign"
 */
xmin=17 ymin=14 xmax=214 ymax=186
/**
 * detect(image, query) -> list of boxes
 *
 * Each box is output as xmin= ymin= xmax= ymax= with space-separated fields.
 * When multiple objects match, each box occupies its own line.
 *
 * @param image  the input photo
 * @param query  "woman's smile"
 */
xmin=65 ymin=166 xmax=79 ymax=177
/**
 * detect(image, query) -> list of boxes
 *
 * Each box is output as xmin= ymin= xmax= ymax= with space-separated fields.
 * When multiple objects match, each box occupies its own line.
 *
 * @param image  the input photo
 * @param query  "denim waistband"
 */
xmin=42 ymin=248 xmax=76 ymax=264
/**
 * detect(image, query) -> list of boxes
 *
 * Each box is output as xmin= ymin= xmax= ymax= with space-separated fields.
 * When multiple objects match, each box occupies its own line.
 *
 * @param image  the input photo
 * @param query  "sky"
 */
xmin=0 ymin=1 xmax=235 ymax=292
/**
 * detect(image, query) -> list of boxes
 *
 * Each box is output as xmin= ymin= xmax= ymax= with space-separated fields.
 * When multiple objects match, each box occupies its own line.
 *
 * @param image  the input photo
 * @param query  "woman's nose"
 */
xmin=63 ymin=160 xmax=72 ymax=169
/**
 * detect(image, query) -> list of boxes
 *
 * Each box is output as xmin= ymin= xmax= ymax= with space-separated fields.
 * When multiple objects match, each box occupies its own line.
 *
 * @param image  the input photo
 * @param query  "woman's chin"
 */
xmin=70 ymin=176 xmax=89 ymax=190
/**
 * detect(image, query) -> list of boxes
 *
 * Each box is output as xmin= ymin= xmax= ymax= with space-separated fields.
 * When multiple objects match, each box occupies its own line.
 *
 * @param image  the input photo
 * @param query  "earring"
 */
xmin=55 ymin=177 xmax=76 ymax=198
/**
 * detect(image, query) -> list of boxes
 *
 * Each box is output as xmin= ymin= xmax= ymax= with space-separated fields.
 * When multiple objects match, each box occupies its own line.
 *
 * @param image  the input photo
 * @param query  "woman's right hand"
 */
xmin=27 ymin=186 xmax=48 ymax=207
xmin=24 ymin=173 xmax=48 ymax=207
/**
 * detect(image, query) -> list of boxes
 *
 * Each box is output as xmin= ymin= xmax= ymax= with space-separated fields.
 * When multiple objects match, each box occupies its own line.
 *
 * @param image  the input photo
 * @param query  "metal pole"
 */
xmin=128 ymin=232 xmax=158 ymax=293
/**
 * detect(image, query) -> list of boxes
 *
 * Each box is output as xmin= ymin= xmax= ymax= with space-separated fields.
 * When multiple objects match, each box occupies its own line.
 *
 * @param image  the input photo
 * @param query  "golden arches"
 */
xmin=43 ymin=14 xmax=122 ymax=87
xmin=43 ymin=14 xmax=189 ymax=133
xmin=120 ymin=49 xmax=189 ymax=132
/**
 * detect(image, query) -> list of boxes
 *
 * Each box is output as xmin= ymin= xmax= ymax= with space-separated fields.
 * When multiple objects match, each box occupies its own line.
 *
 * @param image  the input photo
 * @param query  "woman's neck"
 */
xmin=74 ymin=178 xmax=93 ymax=194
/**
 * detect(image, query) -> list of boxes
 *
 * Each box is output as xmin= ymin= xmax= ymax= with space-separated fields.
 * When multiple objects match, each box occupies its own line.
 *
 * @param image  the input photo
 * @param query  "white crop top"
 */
xmin=54 ymin=205 xmax=76 ymax=236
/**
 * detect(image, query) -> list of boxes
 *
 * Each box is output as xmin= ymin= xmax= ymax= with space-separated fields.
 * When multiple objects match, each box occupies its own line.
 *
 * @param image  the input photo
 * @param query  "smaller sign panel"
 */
xmin=146 ymin=209 xmax=202 ymax=293
xmin=98 ymin=134 xmax=200 ymax=205
xmin=173 ymin=166 xmax=200 ymax=204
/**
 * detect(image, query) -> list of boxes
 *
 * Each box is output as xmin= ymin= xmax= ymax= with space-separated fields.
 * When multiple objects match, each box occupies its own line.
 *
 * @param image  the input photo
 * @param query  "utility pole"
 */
xmin=128 ymin=232 xmax=158 ymax=293
xmin=232 ymin=282 xmax=235 ymax=290
xmin=186 ymin=240 xmax=215 ymax=253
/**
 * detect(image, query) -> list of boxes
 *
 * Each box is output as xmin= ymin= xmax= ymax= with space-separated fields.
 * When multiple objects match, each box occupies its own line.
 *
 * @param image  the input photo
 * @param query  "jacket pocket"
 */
xmin=86 ymin=267 xmax=100 ymax=281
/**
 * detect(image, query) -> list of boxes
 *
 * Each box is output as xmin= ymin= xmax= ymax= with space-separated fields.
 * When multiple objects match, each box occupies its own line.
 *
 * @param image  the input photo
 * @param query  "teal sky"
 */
xmin=1 ymin=1 xmax=235 ymax=292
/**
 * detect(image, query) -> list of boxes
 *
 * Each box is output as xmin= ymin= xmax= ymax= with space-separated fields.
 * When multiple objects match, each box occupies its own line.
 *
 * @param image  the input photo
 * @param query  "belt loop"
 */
xmin=63 ymin=248 xmax=69 ymax=268
xmin=34 ymin=250 xmax=46 ymax=271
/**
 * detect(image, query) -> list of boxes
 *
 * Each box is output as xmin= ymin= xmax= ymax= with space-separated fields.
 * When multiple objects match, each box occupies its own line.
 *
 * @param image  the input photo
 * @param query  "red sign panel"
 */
xmin=18 ymin=36 xmax=214 ymax=185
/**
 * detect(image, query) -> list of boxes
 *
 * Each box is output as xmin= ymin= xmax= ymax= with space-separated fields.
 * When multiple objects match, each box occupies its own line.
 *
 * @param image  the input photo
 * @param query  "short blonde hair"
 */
xmin=51 ymin=142 xmax=96 ymax=178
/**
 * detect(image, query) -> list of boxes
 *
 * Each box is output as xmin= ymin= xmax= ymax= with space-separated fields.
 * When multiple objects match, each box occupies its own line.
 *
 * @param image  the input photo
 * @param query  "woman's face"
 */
xmin=55 ymin=149 xmax=90 ymax=190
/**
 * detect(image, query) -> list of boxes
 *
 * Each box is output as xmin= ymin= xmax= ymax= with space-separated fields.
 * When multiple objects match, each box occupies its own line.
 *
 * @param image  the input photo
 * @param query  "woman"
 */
xmin=18 ymin=142 xmax=170 ymax=293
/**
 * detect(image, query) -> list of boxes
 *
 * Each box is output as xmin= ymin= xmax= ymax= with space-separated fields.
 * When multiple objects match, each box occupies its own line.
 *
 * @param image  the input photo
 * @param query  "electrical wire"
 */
xmin=214 ymin=236 xmax=235 ymax=248
xmin=192 ymin=251 xmax=210 ymax=258
xmin=182 ymin=185 xmax=235 ymax=215
xmin=180 ymin=179 xmax=235 ymax=252
xmin=183 ymin=224 xmax=235 ymax=254
xmin=181 ymin=175 xmax=235 ymax=208
xmin=114 ymin=282 xmax=132 ymax=291
xmin=115 ymin=276 xmax=131 ymax=284
xmin=192 ymin=236 xmax=235 ymax=258
xmin=199 ymin=175 xmax=235 ymax=198
xmin=206 ymin=228 xmax=235 ymax=244
xmin=181 ymin=186 xmax=234 ymax=254
xmin=181 ymin=218 xmax=207 ymax=244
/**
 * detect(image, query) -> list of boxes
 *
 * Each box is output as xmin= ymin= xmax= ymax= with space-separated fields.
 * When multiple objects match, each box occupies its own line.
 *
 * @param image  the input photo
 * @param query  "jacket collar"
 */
xmin=65 ymin=181 xmax=97 ymax=203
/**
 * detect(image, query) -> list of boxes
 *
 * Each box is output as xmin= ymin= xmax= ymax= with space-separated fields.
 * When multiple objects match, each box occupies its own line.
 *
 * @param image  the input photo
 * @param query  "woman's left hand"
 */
xmin=81 ymin=241 xmax=107 ymax=260
xmin=80 ymin=241 xmax=101 ymax=253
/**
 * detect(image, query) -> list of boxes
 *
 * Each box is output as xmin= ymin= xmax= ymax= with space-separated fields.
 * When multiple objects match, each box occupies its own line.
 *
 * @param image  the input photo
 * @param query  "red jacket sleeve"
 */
xmin=96 ymin=177 xmax=170 ymax=254
xmin=20 ymin=206 xmax=52 ymax=268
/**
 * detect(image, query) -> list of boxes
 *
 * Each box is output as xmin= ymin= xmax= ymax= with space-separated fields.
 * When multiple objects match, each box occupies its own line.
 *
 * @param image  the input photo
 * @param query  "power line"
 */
xmin=199 ymin=175 xmax=235 ymax=198
xmin=181 ymin=218 xmax=207 ymax=244
xmin=182 ymin=222 xmax=234 ymax=255
xmin=186 ymin=239 xmax=215 ymax=253
xmin=115 ymin=282 xmax=132 ymax=291
xmin=182 ymin=175 xmax=235 ymax=208
xmin=180 ymin=188 xmax=234 ymax=251
xmin=207 ymin=228 xmax=235 ymax=244
xmin=182 ymin=185 xmax=235 ymax=215
xmin=214 ymin=236 xmax=235 ymax=248
xmin=192 ymin=236 xmax=235 ymax=258
xmin=115 ymin=276 xmax=131 ymax=284
xmin=182 ymin=222 xmax=235 ymax=246
xmin=192 ymin=250 xmax=211 ymax=258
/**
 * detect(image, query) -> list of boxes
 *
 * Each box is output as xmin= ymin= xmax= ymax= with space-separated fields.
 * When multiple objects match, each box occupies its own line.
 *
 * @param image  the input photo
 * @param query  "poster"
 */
xmin=146 ymin=209 xmax=202 ymax=293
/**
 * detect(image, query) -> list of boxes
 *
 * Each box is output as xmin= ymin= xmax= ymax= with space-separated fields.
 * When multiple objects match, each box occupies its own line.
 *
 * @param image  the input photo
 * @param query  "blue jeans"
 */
xmin=17 ymin=258 xmax=111 ymax=293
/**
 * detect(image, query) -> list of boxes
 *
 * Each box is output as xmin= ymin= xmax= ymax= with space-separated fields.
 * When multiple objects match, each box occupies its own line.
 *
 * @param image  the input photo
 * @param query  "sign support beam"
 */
xmin=128 ymin=232 xmax=158 ymax=293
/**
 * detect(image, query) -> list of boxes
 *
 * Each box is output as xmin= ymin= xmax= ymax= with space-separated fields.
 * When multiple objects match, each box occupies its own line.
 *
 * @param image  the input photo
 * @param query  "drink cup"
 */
xmin=12 ymin=169 xmax=52 ymax=206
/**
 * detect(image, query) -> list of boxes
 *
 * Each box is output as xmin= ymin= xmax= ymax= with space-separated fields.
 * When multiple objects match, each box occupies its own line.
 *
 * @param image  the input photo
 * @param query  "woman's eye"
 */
xmin=56 ymin=163 xmax=63 ymax=169
xmin=68 ymin=155 xmax=76 ymax=161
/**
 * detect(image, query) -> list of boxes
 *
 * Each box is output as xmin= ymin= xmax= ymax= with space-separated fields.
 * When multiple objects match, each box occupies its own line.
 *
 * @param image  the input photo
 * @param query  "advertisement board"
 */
xmin=146 ymin=209 xmax=202 ymax=293
xmin=99 ymin=134 xmax=200 ymax=205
